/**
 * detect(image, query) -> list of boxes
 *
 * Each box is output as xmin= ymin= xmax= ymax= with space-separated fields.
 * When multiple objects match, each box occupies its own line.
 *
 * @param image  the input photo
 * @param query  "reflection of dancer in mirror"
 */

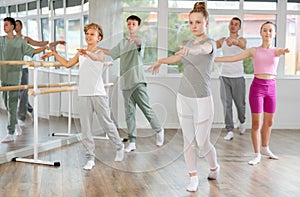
xmin=14 ymin=19 xmax=66 ymax=130
xmin=42 ymin=23 xmax=124 ymax=170
xmin=0 ymin=17 xmax=50 ymax=143
xmin=215 ymin=21 xmax=289 ymax=165
xmin=99 ymin=15 xmax=164 ymax=152
xmin=149 ymin=2 xmax=220 ymax=192
xmin=216 ymin=17 xmax=247 ymax=140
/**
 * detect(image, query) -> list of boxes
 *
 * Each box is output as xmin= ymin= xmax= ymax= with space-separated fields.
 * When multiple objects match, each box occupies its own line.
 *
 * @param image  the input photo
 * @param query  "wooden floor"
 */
xmin=0 ymin=110 xmax=300 ymax=197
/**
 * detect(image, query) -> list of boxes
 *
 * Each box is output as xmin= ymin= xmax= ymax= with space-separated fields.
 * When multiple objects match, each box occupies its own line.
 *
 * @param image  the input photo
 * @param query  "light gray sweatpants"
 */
xmin=79 ymin=96 xmax=123 ymax=161
xmin=219 ymin=76 xmax=246 ymax=132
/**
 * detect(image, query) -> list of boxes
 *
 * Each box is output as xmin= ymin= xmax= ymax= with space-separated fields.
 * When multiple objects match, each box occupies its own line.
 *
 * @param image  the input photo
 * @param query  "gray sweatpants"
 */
xmin=79 ymin=96 xmax=123 ymax=161
xmin=219 ymin=76 xmax=246 ymax=132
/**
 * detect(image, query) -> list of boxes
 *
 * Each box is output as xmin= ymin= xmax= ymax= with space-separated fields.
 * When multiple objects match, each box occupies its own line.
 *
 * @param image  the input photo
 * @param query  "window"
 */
xmin=244 ymin=0 xmax=277 ymax=10
xmin=41 ymin=18 xmax=49 ymax=43
xmin=8 ymin=5 xmax=17 ymax=17
xmin=54 ymin=18 xmax=66 ymax=58
xmin=285 ymin=15 xmax=300 ymax=75
xmin=287 ymin=0 xmax=300 ymax=10
xmin=124 ymin=0 xmax=158 ymax=8
xmin=40 ymin=0 xmax=49 ymax=15
xmin=52 ymin=0 xmax=64 ymax=16
xmin=67 ymin=19 xmax=81 ymax=58
xmin=18 ymin=3 xmax=26 ymax=17
xmin=66 ymin=0 xmax=82 ymax=14
xmin=28 ymin=1 xmax=37 ymax=16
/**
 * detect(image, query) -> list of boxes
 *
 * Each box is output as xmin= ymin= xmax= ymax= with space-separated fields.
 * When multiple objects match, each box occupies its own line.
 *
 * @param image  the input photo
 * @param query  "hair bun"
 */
xmin=194 ymin=2 xmax=206 ymax=10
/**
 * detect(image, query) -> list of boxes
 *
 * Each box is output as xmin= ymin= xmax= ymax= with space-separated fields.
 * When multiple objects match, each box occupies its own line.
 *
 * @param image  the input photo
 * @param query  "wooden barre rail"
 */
xmin=28 ymin=83 xmax=114 ymax=96
xmin=0 ymin=82 xmax=77 ymax=92
xmin=28 ymin=87 xmax=77 ymax=96
xmin=0 ymin=60 xmax=113 ymax=67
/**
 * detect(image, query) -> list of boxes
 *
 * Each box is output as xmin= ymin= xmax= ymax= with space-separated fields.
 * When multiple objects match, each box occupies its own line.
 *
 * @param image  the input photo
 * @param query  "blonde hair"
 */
xmin=189 ymin=2 xmax=209 ymax=20
xmin=84 ymin=23 xmax=104 ymax=41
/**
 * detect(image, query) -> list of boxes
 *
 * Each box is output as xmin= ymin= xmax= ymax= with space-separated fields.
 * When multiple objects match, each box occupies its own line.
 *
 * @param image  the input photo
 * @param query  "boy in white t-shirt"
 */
xmin=42 ymin=23 xmax=124 ymax=170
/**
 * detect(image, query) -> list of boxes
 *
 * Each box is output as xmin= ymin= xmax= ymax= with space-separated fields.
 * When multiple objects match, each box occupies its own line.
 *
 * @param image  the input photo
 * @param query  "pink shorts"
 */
xmin=249 ymin=77 xmax=276 ymax=113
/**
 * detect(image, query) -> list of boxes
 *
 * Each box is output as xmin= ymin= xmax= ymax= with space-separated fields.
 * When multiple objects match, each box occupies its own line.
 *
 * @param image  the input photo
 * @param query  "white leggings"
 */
xmin=177 ymin=94 xmax=218 ymax=174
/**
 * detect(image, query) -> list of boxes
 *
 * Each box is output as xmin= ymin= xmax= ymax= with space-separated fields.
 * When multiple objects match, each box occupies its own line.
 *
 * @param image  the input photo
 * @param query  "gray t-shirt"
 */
xmin=178 ymin=37 xmax=216 ymax=98
xmin=109 ymin=36 xmax=146 ymax=90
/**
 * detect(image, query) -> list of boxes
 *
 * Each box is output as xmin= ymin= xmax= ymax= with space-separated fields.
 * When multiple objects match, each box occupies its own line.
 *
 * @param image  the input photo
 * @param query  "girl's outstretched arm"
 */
xmin=215 ymin=47 xmax=254 ymax=62
xmin=148 ymin=55 xmax=181 ymax=75
xmin=175 ymin=42 xmax=213 ymax=56
xmin=276 ymin=48 xmax=290 ymax=56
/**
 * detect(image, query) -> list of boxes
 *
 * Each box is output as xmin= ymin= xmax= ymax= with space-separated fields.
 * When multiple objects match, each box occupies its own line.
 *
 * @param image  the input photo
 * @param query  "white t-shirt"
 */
xmin=78 ymin=55 xmax=106 ymax=96
xmin=220 ymin=39 xmax=244 ymax=78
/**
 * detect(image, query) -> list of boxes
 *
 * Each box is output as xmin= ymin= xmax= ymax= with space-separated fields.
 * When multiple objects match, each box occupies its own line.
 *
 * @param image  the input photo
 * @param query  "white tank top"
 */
xmin=220 ymin=39 xmax=244 ymax=77
xmin=78 ymin=55 xmax=106 ymax=96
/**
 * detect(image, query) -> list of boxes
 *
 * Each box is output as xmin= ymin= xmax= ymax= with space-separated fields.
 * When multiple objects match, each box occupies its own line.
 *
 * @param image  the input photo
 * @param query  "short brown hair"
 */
xmin=84 ymin=23 xmax=104 ymax=41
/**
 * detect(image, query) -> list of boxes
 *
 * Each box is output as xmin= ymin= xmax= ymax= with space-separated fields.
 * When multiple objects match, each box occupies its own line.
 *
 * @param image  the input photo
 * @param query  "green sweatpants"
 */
xmin=122 ymin=83 xmax=162 ymax=142
xmin=2 ymin=83 xmax=19 ymax=135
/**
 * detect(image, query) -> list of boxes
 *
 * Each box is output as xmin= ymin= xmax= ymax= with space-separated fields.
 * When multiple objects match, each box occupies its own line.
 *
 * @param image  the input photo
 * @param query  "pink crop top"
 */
xmin=253 ymin=47 xmax=279 ymax=75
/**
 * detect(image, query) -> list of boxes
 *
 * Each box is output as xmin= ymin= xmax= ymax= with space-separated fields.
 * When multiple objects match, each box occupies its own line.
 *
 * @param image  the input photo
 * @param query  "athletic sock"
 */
xmin=261 ymin=146 xmax=279 ymax=160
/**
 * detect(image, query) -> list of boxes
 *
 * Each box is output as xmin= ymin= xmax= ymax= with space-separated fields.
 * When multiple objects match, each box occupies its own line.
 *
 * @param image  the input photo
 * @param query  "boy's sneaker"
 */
xmin=15 ymin=124 xmax=23 ymax=136
xmin=114 ymin=144 xmax=125 ymax=161
xmin=239 ymin=122 xmax=246 ymax=135
xmin=224 ymin=131 xmax=234 ymax=140
xmin=18 ymin=119 xmax=26 ymax=127
xmin=208 ymin=165 xmax=220 ymax=180
xmin=83 ymin=160 xmax=95 ymax=170
xmin=1 ymin=134 xmax=15 ymax=143
xmin=125 ymin=142 xmax=136 ymax=152
xmin=156 ymin=128 xmax=164 ymax=146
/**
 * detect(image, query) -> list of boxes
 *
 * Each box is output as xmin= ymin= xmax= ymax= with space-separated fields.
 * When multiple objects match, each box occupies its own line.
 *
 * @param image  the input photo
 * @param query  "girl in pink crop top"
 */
xmin=253 ymin=47 xmax=279 ymax=75
xmin=215 ymin=21 xmax=289 ymax=167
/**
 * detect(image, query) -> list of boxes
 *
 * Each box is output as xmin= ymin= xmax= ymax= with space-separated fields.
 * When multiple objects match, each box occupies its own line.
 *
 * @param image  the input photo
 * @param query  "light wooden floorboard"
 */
xmin=0 ymin=110 xmax=300 ymax=196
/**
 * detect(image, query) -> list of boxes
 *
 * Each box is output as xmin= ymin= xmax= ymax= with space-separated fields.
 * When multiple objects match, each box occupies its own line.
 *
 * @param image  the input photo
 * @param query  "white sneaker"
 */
xmin=208 ymin=165 xmax=220 ymax=180
xmin=1 ymin=134 xmax=15 ymax=143
xmin=18 ymin=119 xmax=26 ymax=127
xmin=248 ymin=154 xmax=261 ymax=165
xmin=15 ymin=124 xmax=23 ymax=136
xmin=156 ymin=128 xmax=164 ymax=146
xmin=261 ymin=147 xmax=279 ymax=160
xmin=239 ymin=122 xmax=246 ymax=135
xmin=114 ymin=144 xmax=125 ymax=161
xmin=83 ymin=160 xmax=95 ymax=170
xmin=186 ymin=176 xmax=198 ymax=192
xmin=224 ymin=131 xmax=234 ymax=140
xmin=125 ymin=142 xmax=136 ymax=152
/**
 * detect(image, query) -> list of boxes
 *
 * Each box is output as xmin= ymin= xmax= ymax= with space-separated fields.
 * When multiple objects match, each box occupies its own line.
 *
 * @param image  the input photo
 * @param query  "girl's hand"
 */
xmin=41 ymin=51 xmax=55 ymax=59
xmin=282 ymin=48 xmax=290 ymax=55
xmin=148 ymin=61 xmax=161 ymax=75
xmin=175 ymin=46 xmax=190 ymax=56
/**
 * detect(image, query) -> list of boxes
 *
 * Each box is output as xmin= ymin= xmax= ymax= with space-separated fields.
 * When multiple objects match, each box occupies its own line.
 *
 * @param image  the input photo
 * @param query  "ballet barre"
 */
xmin=0 ymin=82 xmax=77 ymax=92
xmin=0 ymin=60 xmax=114 ymax=166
